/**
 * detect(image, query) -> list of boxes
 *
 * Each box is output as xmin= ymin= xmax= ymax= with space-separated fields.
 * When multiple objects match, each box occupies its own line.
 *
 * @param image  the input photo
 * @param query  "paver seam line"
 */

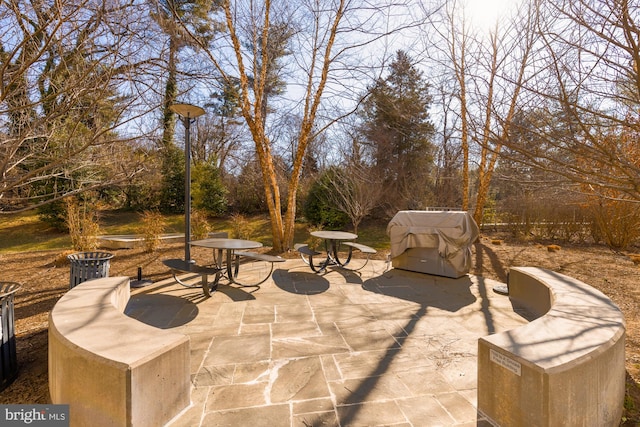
xmin=189 ymin=385 xmax=214 ymax=427
xmin=335 ymin=399 xmax=410 ymax=425
xmin=268 ymin=322 xmax=274 ymax=367
xmin=306 ymin=295 xmax=319 ymax=325
xmin=433 ymin=394 xmax=460 ymax=424
xmin=395 ymin=395 xmax=454 ymax=426
xmin=188 ymin=323 xmax=220 ymax=427
xmin=201 ymin=401 xmax=338 ymax=427
xmin=194 ymin=334 xmax=217 ymax=384
xmin=317 ymin=354 xmax=341 ymax=422
xmin=235 ymin=303 xmax=247 ymax=335
xmin=333 ymin=320 xmax=356 ymax=353
xmin=327 ymin=352 xmax=344 ymax=381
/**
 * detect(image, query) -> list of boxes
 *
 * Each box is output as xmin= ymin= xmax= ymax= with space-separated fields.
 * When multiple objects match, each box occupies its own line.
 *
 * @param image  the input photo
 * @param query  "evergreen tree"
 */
xmin=360 ymin=50 xmax=435 ymax=213
xmin=159 ymin=144 xmax=186 ymax=213
xmin=152 ymin=0 xmax=223 ymax=210
xmin=192 ymin=161 xmax=227 ymax=216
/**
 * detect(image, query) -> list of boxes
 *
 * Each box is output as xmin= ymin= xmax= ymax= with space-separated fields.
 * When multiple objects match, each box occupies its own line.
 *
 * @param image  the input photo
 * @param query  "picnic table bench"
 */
xmin=235 ymin=251 xmax=285 ymax=264
xmin=341 ymin=241 xmax=377 ymax=254
xmin=164 ymin=241 xmax=286 ymax=296
xmin=295 ymin=235 xmax=376 ymax=272
xmin=162 ymin=258 xmax=222 ymax=297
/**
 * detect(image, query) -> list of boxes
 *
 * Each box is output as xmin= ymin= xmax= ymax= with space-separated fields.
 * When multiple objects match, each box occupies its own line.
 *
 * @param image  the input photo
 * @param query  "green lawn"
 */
xmin=0 ymin=210 xmax=391 ymax=254
xmin=0 ymin=210 xmax=184 ymax=254
xmin=0 ymin=212 xmax=71 ymax=253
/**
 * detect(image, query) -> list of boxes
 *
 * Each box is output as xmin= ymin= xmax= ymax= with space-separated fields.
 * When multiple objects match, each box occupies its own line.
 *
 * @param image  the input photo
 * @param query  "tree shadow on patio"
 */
xmin=362 ymin=268 xmax=476 ymax=311
xmin=330 ymin=269 xmax=482 ymax=425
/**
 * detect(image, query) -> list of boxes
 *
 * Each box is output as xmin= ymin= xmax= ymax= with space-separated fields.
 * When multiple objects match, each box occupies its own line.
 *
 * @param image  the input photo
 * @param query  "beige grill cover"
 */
xmin=387 ymin=210 xmax=479 ymax=277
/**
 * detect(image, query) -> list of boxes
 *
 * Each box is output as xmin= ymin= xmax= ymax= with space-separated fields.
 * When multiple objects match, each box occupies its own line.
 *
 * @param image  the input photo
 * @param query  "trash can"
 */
xmin=0 ymin=282 xmax=21 ymax=391
xmin=67 ymin=251 xmax=114 ymax=289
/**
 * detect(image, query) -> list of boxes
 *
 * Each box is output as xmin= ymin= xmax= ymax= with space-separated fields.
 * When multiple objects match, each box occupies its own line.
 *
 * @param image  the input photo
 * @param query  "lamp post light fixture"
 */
xmin=170 ymin=103 xmax=205 ymax=263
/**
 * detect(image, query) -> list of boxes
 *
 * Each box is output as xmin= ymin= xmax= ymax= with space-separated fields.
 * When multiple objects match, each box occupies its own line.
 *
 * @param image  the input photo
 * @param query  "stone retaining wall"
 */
xmin=49 ymin=277 xmax=190 ymax=427
xmin=477 ymin=267 xmax=626 ymax=426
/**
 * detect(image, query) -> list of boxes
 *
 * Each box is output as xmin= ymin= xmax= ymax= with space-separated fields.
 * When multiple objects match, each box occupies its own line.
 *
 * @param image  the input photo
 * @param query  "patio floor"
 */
xmin=125 ymin=259 xmax=528 ymax=427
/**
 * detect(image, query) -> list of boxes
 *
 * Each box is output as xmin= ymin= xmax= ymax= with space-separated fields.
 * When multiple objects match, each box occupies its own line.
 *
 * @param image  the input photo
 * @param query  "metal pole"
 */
xmin=184 ymin=114 xmax=192 ymax=263
xmin=169 ymin=103 xmax=204 ymax=264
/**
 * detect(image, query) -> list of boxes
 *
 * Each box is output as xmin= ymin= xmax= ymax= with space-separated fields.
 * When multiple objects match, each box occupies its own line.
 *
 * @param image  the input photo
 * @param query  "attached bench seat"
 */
xmin=295 ymin=242 xmax=377 ymax=256
xmin=341 ymin=241 xmax=377 ymax=254
xmin=163 ymin=258 xmax=221 ymax=297
xmin=478 ymin=267 xmax=625 ymax=426
xmin=294 ymin=242 xmax=377 ymax=271
xmin=49 ymin=277 xmax=190 ymax=427
xmin=235 ymin=251 xmax=285 ymax=263
xmin=294 ymin=243 xmax=321 ymax=257
xmin=164 ymin=252 xmax=285 ymax=295
xmin=162 ymin=258 xmax=221 ymax=275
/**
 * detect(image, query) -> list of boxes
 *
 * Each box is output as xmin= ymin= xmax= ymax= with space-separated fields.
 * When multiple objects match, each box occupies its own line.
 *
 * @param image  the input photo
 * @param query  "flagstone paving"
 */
xmin=125 ymin=259 xmax=528 ymax=427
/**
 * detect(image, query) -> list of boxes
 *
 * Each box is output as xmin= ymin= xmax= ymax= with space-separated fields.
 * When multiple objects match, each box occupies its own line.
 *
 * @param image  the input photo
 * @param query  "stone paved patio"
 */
xmin=125 ymin=259 xmax=528 ymax=427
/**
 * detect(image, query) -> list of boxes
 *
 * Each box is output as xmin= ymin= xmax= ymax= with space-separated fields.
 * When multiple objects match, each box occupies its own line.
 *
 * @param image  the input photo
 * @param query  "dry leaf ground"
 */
xmin=0 ymin=233 xmax=638 ymax=424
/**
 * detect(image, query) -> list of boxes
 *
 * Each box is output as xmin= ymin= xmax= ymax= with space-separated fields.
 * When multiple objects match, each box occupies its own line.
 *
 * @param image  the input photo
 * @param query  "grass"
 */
xmin=0 ymin=210 xmax=186 ymax=254
xmin=354 ymin=220 xmax=392 ymax=252
xmin=0 ymin=210 xmax=390 ymax=254
xmin=0 ymin=213 xmax=71 ymax=253
xmin=98 ymin=210 xmax=185 ymax=235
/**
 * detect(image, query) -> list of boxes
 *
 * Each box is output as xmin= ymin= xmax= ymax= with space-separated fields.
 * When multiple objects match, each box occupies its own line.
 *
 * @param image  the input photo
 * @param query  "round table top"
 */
xmin=189 ymin=238 xmax=263 ymax=250
xmin=310 ymin=230 xmax=358 ymax=240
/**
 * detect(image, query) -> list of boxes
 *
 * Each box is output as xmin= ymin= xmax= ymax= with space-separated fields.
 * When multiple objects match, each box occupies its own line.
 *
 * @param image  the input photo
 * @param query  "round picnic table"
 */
xmin=190 ymin=238 xmax=263 ymax=287
xmin=310 ymin=230 xmax=358 ymax=272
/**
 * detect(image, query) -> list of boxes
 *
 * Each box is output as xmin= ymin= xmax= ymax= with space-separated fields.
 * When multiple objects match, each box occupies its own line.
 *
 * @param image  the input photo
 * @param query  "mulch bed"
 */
xmin=0 ymin=234 xmax=638 ymax=424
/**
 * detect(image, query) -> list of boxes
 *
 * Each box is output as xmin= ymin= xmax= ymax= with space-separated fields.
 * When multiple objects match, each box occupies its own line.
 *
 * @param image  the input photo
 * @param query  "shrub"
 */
xmin=140 ymin=210 xmax=166 ymax=253
xmin=230 ymin=213 xmax=254 ymax=239
xmin=303 ymin=170 xmax=349 ymax=229
xmin=589 ymin=198 xmax=640 ymax=250
xmin=37 ymin=200 xmax=68 ymax=231
xmin=191 ymin=209 xmax=212 ymax=240
xmin=65 ymin=197 xmax=101 ymax=251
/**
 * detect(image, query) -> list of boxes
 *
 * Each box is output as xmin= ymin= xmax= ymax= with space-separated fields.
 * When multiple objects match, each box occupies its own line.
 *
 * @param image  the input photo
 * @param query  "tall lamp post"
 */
xmin=170 ymin=103 xmax=205 ymax=263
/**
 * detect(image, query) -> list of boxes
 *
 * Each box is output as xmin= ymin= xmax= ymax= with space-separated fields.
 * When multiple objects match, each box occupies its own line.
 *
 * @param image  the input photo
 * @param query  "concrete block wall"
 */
xmin=49 ymin=277 xmax=191 ymax=427
xmin=477 ymin=267 xmax=626 ymax=426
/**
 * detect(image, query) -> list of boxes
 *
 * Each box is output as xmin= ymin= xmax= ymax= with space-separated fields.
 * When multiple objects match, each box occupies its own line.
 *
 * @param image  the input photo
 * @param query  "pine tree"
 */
xmin=360 ymin=50 xmax=435 ymax=212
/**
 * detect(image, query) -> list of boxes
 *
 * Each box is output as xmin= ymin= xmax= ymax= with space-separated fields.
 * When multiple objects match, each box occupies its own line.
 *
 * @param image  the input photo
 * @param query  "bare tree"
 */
xmin=192 ymin=114 xmax=246 ymax=174
xmin=430 ymin=77 xmax=464 ymax=208
xmin=439 ymin=0 xmax=472 ymax=210
xmin=0 ymin=0 xmax=151 ymax=212
xmin=321 ymin=165 xmax=383 ymax=233
xmin=422 ymin=0 xmax=542 ymax=225
xmin=178 ymin=0 xmax=426 ymax=251
xmin=505 ymin=0 xmax=640 ymax=203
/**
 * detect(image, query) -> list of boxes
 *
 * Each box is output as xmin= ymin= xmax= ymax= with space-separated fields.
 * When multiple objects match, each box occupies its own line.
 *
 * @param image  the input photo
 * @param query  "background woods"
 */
xmin=1 ymin=0 xmax=639 ymax=250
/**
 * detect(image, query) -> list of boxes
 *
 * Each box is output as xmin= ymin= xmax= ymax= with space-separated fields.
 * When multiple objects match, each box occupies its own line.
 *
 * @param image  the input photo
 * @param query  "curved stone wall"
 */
xmin=49 ymin=277 xmax=191 ymax=427
xmin=478 ymin=267 xmax=626 ymax=426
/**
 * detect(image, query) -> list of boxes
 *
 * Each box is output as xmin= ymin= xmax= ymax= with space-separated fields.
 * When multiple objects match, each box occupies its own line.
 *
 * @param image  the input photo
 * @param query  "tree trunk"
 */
xmin=161 ymin=38 xmax=178 ymax=148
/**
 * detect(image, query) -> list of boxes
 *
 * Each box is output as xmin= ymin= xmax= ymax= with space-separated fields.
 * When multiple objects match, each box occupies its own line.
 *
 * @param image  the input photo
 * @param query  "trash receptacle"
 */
xmin=0 ymin=282 xmax=21 ymax=391
xmin=67 ymin=251 xmax=114 ymax=289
